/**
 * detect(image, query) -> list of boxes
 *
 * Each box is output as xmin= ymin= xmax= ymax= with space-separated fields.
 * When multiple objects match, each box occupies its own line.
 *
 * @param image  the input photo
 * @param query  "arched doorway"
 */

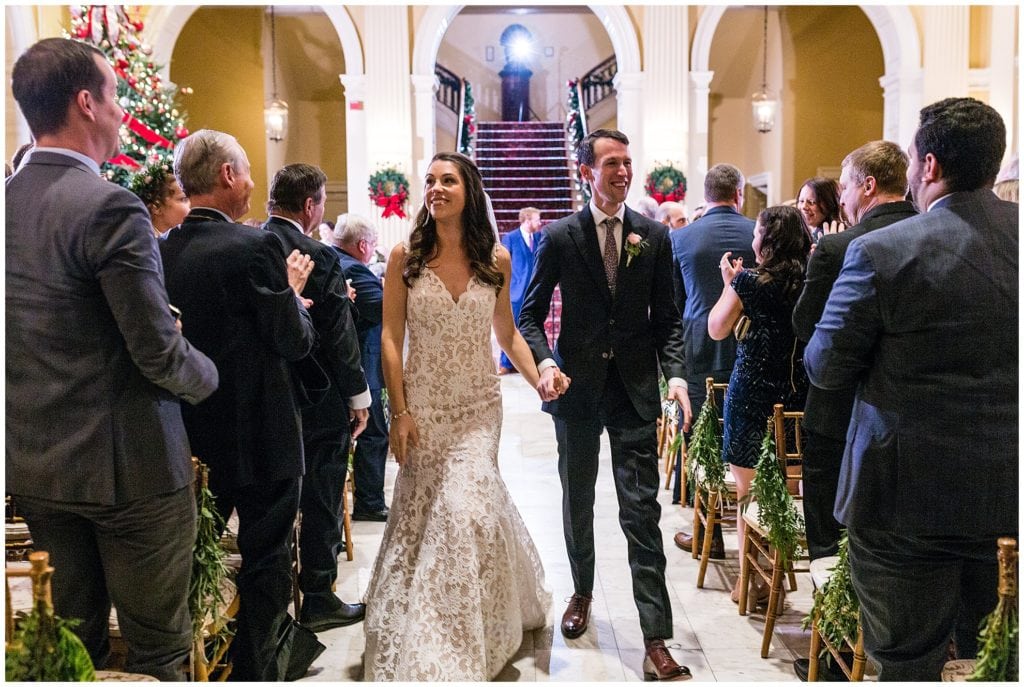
xmin=689 ymin=5 xmax=921 ymax=205
xmin=411 ymin=5 xmax=641 ymax=195
xmin=144 ymin=5 xmax=367 ymax=217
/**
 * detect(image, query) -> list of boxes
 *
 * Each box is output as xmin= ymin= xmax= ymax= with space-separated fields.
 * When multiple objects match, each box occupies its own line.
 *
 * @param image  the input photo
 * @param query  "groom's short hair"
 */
xmin=577 ymin=129 xmax=629 ymax=168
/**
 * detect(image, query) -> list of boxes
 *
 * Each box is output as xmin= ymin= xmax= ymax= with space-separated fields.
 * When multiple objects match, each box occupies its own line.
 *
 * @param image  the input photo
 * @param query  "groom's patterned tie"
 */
xmin=602 ymin=217 xmax=618 ymax=295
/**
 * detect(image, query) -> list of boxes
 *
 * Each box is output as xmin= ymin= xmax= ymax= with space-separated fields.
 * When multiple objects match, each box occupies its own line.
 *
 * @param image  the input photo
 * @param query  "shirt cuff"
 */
xmin=348 ymin=388 xmax=372 ymax=410
xmin=538 ymin=358 xmax=558 ymax=374
xmin=667 ymin=377 xmax=688 ymax=393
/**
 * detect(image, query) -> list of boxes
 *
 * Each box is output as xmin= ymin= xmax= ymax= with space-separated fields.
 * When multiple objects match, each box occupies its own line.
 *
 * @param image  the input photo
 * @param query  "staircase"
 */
xmin=475 ymin=121 xmax=575 ymax=235
xmin=475 ymin=121 xmax=571 ymax=349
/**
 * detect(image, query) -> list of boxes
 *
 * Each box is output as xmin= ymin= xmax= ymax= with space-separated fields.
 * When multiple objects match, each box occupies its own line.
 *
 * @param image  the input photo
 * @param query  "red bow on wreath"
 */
xmin=373 ymin=191 xmax=407 ymax=219
xmin=650 ymin=191 xmax=682 ymax=203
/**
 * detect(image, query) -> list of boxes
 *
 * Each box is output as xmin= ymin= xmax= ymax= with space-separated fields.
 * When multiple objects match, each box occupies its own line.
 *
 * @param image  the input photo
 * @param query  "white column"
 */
xmin=363 ymin=6 xmax=414 ymax=250
xmin=922 ymin=7 xmax=970 ymax=104
xmin=410 ymin=73 xmax=438 ymax=200
xmin=339 ymin=74 xmax=368 ymax=218
xmin=612 ymin=70 xmax=645 ymax=207
xmin=641 ymin=7 xmax=688 ymax=175
xmin=688 ymin=70 xmax=714 ymax=210
xmin=880 ymin=69 xmax=924 ymax=149
xmin=988 ymin=5 xmax=1018 ymax=158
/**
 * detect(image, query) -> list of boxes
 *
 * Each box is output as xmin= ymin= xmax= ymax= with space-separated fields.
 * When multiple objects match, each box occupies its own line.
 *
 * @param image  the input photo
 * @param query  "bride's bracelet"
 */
xmin=391 ymin=407 xmax=411 ymax=421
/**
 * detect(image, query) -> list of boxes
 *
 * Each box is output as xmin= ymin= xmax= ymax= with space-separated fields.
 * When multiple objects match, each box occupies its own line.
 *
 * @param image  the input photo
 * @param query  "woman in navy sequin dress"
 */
xmin=707 ymin=205 xmax=811 ymax=602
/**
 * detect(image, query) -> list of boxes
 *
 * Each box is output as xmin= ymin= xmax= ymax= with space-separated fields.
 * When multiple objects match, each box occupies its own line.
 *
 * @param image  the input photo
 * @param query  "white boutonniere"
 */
xmin=624 ymin=232 xmax=649 ymax=267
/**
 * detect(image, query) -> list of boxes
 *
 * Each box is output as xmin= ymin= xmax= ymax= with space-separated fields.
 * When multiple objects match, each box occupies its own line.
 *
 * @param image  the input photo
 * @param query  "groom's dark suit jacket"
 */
xmin=160 ymin=211 xmax=315 ymax=488
xmin=519 ymin=205 xmax=686 ymax=421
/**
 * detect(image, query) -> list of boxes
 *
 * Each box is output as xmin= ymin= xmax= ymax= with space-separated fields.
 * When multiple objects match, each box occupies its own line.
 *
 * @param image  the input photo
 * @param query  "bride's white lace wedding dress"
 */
xmin=362 ymin=266 xmax=551 ymax=681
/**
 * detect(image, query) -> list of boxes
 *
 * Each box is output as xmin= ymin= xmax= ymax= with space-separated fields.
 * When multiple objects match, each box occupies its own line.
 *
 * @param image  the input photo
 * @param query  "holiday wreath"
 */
xmin=368 ymin=167 xmax=409 ymax=219
xmin=644 ymin=164 xmax=687 ymax=203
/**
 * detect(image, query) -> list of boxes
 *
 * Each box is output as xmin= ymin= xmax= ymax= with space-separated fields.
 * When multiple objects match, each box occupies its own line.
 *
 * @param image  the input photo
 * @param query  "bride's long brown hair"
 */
xmin=402 ymin=152 xmax=503 ymax=290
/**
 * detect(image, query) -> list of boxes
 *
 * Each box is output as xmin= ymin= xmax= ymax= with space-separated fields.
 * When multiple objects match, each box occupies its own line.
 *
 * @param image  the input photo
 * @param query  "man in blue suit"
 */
xmin=498 ymin=207 xmax=544 ymax=374
xmin=805 ymin=98 xmax=1018 ymax=681
xmin=668 ymin=164 xmax=756 ymax=555
xmin=330 ymin=214 xmax=390 ymax=522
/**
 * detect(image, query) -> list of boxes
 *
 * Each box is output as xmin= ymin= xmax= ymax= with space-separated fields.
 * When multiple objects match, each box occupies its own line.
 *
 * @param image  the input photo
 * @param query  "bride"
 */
xmin=362 ymin=152 xmax=570 ymax=680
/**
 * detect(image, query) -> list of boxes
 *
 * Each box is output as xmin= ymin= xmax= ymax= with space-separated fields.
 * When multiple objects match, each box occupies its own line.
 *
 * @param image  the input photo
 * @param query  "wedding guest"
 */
xmin=636 ymin=194 xmax=660 ymax=219
xmin=805 ymin=97 xmax=1017 ymax=681
xmin=362 ymin=152 xmax=567 ymax=680
xmin=161 ymin=129 xmax=317 ymax=681
xmin=519 ymin=129 xmax=693 ymax=681
xmin=797 ymin=177 xmax=842 ymax=242
xmin=129 ymin=161 xmax=191 ymax=236
xmin=789 ymin=139 xmax=917 ymax=683
xmin=262 ymin=165 xmax=370 ymax=632
xmin=7 ymin=37 xmax=217 ymax=680
xmin=707 ymin=205 xmax=810 ymax=604
xmin=330 ymin=213 xmax=390 ymax=522
xmin=498 ymin=206 xmax=545 ymax=374
xmin=670 ymin=163 xmax=756 ymax=553
xmin=656 ymin=201 xmax=688 ymax=230
xmin=993 ymin=154 xmax=1017 ymax=203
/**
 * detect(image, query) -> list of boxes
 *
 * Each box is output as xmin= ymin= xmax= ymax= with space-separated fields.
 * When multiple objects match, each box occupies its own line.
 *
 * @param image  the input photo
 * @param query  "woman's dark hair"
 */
xmin=404 ymin=152 xmax=503 ymax=290
xmin=754 ymin=205 xmax=811 ymax=302
xmin=799 ymin=177 xmax=841 ymax=224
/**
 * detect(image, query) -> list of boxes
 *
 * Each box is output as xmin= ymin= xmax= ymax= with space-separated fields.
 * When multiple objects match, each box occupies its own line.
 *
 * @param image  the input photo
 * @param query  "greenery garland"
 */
xmin=565 ymin=79 xmax=590 ymax=204
xmin=802 ymin=532 xmax=860 ymax=664
xmin=459 ymin=79 xmax=476 ymax=157
xmin=686 ymin=397 xmax=726 ymax=495
xmin=644 ymin=163 xmax=687 ymax=203
xmin=189 ymin=466 xmax=234 ymax=668
xmin=749 ymin=420 xmax=804 ymax=564
xmin=969 ymin=539 xmax=1018 ymax=681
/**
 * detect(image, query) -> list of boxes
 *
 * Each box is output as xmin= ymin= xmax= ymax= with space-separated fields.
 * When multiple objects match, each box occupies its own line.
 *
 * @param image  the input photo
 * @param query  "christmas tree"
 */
xmin=66 ymin=6 xmax=191 ymax=188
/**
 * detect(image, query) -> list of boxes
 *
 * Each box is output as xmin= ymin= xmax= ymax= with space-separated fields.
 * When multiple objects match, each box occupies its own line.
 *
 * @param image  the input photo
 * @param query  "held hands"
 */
xmin=286 ymin=249 xmax=315 ymax=308
xmin=720 ymin=252 xmax=744 ymax=285
xmin=537 ymin=366 xmax=572 ymax=402
xmin=389 ymin=412 xmax=419 ymax=466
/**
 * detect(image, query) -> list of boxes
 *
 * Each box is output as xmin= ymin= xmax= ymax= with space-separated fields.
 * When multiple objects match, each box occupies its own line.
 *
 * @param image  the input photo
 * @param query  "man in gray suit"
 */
xmin=6 ymin=38 xmax=218 ymax=680
xmin=805 ymin=98 xmax=1018 ymax=680
xmin=669 ymin=164 xmax=756 ymax=555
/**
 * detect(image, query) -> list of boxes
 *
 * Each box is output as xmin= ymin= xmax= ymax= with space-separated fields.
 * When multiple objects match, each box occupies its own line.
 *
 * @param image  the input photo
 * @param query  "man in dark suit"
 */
xmin=161 ymin=130 xmax=317 ymax=681
xmin=790 ymin=140 xmax=916 ymax=682
xmin=330 ymin=213 xmax=390 ymax=522
xmin=498 ymin=206 xmax=544 ymax=374
xmin=519 ymin=129 xmax=692 ymax=681
xmin=6 ymin=38 xmax=218 ymax=681
xmin=668 ymin=164 xmax=756 ymax=554
xmin=262 ymin=165 xmax=371 ymax=632
xmin=805 ymin=98 xmax=1018 ymax=681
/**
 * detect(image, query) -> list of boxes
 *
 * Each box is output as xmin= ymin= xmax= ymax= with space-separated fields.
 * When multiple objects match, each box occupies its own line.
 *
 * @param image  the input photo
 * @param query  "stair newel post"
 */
xmin=576 ymin=80 xmax=588 ymax=136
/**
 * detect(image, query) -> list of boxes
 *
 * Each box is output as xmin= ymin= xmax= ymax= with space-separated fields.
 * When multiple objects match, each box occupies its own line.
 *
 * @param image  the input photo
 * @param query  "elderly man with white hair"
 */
xmin=330 ymin=214 xmax=390 ymax=522
xmin=656 ymin=201 xmax=689 ymax=230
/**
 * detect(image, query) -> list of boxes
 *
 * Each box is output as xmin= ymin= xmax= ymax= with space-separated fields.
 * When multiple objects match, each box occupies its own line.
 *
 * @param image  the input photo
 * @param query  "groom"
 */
xmin=519 ymin=129 xmax=693 ymax=681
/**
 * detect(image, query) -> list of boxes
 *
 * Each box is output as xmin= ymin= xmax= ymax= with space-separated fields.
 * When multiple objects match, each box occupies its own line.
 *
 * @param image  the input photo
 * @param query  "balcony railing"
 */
xmin=579 ymin=55 xmax=617 ymax=111
xmin=435 ymin=63 xmax=461 ymax=114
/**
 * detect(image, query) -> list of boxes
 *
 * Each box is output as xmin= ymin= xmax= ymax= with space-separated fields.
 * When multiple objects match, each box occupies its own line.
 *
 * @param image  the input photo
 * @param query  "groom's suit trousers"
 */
xmin=553 ymin=361 xmax=672 ymax=640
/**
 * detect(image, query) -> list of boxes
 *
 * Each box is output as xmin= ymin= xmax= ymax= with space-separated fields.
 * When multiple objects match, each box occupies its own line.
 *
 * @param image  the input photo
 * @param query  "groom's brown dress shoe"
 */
xmin=642 ymin=640 xmax=692 ymax=681
xmin=560 ymin=593 xmax=592 ymax=639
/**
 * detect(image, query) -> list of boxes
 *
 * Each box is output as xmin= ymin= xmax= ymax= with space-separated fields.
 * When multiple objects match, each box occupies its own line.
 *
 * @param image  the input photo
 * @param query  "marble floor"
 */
xmin=301 ymin=374 xmax=860 ymax=683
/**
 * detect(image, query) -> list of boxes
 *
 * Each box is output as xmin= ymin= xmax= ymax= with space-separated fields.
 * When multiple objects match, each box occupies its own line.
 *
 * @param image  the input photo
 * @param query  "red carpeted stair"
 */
xmin=476 ymin=121 xmax=572 ymax=348
xmin=476 ymin=121 xmax=575 ymax=235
